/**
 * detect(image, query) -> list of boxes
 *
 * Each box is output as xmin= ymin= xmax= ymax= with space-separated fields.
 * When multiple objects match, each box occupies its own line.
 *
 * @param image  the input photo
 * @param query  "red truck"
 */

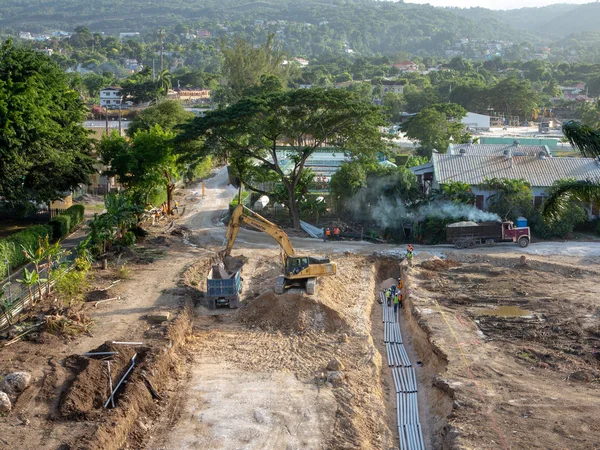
xmin=446 ymin=221 xmax=530 ymax=249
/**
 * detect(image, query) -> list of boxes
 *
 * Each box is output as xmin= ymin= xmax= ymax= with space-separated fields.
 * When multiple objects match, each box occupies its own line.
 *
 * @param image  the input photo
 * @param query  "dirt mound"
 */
xmin=379 ymin=277 xmax=398 ymax=291
xmin=420 ymin=257 xmax=460 ymax=271
xmin=242 ymin=291 xmax=348 ymax=333
xmin=59 ymin=343 xmax=138 ymax=420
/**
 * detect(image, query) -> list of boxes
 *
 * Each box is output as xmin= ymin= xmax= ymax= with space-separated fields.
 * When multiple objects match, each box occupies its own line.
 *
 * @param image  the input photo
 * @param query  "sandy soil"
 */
xmin=150 ymin=252 xmax=396 ymax=450
xmin=404 ymin=254 xmax=600 ymax=450
xmin=3 ymin=166 xmax=600 ymax=450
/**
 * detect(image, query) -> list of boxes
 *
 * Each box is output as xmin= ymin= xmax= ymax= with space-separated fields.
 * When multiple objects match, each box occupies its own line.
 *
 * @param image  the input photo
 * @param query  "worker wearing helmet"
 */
xmin=406 ymin=245 xmax=414 ymax=266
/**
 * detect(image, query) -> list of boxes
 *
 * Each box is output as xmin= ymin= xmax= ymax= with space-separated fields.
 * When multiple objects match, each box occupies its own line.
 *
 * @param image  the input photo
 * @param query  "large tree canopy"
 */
xmin=401 ymin=103 xmax=469 ymax=156
xmin=100 ymin=125 xmax=184 ymax=212
xmin=0 ymin=40 xmax=95 ymax=204
xmin=178 ymin=87 xmax=386 ymax=228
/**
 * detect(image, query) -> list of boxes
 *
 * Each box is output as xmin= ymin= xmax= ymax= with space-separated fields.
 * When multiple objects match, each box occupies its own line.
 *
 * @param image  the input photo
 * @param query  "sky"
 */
xmin=404 ymin=0 xmax=590 ymax=10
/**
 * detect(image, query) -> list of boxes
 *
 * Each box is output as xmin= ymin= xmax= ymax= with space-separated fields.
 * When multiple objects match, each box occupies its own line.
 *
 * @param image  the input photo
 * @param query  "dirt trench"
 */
xmin=372 ymin=257 xmax=455 ymax=450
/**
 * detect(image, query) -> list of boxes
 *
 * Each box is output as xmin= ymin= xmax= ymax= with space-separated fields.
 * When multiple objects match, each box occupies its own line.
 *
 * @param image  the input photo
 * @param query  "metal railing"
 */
xmin=0 ymin=253 xmax=76 ymax=332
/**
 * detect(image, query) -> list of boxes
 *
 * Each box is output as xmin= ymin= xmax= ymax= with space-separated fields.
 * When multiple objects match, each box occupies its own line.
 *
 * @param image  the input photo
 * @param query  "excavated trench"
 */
xmin=372 ymin=258 xmax=455 ymax=450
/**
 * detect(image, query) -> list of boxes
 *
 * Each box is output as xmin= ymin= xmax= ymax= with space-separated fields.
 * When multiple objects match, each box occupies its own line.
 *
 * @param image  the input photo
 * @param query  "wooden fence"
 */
xmin=0 ymin=208 xmax=66 ymax=223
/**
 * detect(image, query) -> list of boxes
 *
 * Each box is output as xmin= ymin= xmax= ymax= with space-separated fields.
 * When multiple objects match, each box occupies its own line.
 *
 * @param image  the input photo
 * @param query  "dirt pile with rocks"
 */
xmin=59 ymin=343 xmax=139 ymax=420
xmin=242 ymin=291 xmax=347 ymax=333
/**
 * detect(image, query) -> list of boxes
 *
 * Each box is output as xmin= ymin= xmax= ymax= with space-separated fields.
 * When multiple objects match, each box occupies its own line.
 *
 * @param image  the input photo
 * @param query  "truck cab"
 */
xmin=502 ymin=221 xmax=530 ymax=247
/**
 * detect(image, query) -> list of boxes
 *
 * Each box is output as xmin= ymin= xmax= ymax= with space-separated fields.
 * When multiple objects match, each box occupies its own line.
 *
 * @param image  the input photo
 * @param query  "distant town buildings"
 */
xmin=391 ymin=61 xmax=418 ymax=72
xmin=119 ymin=32 xmax=140 ymax=39
xmin=167 ymin=88 xmax=211 ymax=104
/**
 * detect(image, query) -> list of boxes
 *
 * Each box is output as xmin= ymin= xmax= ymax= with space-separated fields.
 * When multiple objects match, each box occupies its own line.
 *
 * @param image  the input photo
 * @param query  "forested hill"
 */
xmin=0 ymin=0 xmax=533 ymax=47
xmin=452 ymin=2 xmax=600 ymax=39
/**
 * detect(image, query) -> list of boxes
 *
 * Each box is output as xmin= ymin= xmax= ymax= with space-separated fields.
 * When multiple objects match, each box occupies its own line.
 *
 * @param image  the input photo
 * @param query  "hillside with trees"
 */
xmin=0 ymin=0 xmax=537 ymax=56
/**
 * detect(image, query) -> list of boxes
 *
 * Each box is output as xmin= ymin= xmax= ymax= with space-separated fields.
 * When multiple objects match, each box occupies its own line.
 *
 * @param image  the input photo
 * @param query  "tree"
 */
xmin=178 ymin=88 xmax=386 ymax=228
xmin=401 ymin=103 xmax=469 ymax=157
xmin=0 ymin=40 xmax=95 ymax=205
xmin=487 ymin=77 xmax=540 ymax=120
xmin=542 ymin=179 xmax=600 ymax=222
xmin=436 ymin=180 xmax=475 ymax=205
xmin=100 ymin=126 xmax=185 ymax=213
xmin=481 ymin=178 xmax=533 ymax=221
xmin=157 ymin=69 xmax=172 ymax=99
xmin=127 ymin=100 xmax=194 ymax=137
xmin=219 ymin=35 xmax=297 ymax=103
xmin=330 ymin=161 xmax=368 ymax=213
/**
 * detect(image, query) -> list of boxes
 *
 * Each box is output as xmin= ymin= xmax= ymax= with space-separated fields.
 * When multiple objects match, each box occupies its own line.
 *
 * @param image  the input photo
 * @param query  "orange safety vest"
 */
xmin=325 ymin=229 xmax=331 ymax=236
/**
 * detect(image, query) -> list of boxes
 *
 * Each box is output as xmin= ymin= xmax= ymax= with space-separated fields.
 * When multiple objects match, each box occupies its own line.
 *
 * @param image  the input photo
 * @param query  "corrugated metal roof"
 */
xmin=449 ymin=143 xmax=548 ymax=156
xmin=433 ymin=154 xmax=600 ymax=187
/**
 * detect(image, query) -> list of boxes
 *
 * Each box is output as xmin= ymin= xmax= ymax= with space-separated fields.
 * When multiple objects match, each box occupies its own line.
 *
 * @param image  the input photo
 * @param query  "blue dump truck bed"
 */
xmin=206 ymin=264 xmax=242 ymax=309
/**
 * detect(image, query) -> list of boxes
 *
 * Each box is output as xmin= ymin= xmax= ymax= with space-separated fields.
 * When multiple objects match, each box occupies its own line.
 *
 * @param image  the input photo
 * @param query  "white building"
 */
xmin=100 ymin=87 xmax=123 ymax=107
xmin=462 ymin=112 xmax=491 ymax=131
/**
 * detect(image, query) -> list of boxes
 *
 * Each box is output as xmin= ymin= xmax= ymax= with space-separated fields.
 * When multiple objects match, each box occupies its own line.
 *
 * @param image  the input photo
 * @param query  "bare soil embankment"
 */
xmin=404 ymin=254 xmax=600 ymax=450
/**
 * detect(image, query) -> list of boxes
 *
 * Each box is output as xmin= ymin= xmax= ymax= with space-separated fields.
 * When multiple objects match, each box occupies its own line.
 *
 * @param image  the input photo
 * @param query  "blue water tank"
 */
xmin=515 ymin=217 xmax=528 ymax=228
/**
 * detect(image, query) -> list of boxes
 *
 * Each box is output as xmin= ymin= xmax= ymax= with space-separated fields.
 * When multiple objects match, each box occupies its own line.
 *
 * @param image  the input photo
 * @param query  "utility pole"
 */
xmin=159 ymin=28 xmax=165 ymax=73
xmin=105 ymin=106 xmax=109 ymax=135
xmin=118 ymin=104 xmax=122 ymax=136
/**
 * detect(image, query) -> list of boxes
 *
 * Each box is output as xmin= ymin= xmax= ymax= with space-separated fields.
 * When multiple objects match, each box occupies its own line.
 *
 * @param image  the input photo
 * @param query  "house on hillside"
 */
xmin=392 ymin=61 xmax=418 ymax=73
xmin=410 ymin=141 xmax=600 ymax=217
xmin=380 ymin=79 xmax=406 ymax=95
xmin=100 ymin=87 xmax=123 ymax=108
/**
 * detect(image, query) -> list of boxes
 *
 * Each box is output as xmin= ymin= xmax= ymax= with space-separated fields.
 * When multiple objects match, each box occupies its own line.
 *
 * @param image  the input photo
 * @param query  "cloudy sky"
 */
xmin=405 ymin=0 xmax=589 ymax=10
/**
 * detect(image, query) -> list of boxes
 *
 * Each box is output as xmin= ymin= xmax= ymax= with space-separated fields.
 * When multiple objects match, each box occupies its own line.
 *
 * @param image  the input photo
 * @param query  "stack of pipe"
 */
xmin=381 ymin=291 xmax=426 ymax=450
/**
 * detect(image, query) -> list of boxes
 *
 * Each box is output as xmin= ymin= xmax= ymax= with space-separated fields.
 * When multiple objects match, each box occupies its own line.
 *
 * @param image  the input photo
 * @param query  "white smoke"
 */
xmin=417 ymin=202 xmax=501 ymax=222
xmin=347 ymin=195 xmax=500 ymax=228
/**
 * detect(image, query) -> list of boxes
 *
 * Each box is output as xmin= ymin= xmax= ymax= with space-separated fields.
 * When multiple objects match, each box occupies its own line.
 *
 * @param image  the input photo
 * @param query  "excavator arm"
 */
xmin=221 ymin=204 xmax=296 ymax=260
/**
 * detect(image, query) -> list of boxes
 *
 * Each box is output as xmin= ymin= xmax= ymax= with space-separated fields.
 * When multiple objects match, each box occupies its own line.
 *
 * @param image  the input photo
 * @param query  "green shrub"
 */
xmin=50 ymin=215 xmax=71 ymax=239
xmin=531 ymin=205 xmax=587 ymax=239
xmin=63 ymin=204 xmax=85 ymax=231
xmin=0 ymin=225 xmax=53 ymax=278
xmin=596 ymin=220 xmax=600 ymax=237
xmin=122 ymin=231 xmax=136 ymax=247
xmin=54 ymin=268 xmax=89 ymax=307
xmin=414 ymin=216 xmax=460 ymax=245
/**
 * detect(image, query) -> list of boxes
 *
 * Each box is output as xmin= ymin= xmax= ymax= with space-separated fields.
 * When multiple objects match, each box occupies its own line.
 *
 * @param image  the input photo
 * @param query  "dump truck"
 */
xmin=221 ymin=204 xmax=336 ymax=295
xmin=205 ymin=263 xmax=242 ymax=309
xmin=446 ymin=221 xmax=530 ymax=249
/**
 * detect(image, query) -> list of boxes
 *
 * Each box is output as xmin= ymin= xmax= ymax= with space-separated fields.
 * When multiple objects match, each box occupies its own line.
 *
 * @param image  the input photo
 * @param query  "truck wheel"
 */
xmin=518 ymin=237 xmax=530 ymax=248
xmin=207 ymin=298 xmax=216 ymax=310
xmin=455 ymin=241 xmax=464 ymax=249
xmin=467 ymin=240 xmax=476 ymax=249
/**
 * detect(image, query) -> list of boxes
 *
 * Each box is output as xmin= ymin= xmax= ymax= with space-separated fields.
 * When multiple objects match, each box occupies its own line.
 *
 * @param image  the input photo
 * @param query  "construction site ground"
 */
xmin=0 ymin=167 xmax=599 ymax=450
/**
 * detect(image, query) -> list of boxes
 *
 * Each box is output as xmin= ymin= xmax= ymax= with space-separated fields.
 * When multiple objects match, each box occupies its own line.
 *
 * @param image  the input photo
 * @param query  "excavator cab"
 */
xmin=286 ymin=257 xmax=309 ymax=276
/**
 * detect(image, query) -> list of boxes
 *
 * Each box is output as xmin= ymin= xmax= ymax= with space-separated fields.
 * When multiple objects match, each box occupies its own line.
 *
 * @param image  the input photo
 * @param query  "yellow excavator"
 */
xmin=221 ymin=204 xmax=336 ymax=295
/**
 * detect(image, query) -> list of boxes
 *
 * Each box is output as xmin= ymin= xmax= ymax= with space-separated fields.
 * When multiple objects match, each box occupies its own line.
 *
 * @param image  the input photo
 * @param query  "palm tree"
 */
xmin=157 ymin=69 xmax=172 ymax=99
xmin=542 ymin=121 xmax=600 ymax=221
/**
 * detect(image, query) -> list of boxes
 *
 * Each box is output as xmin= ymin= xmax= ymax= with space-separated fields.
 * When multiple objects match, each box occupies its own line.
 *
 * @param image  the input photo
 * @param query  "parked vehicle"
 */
xmin=446 ymin=221 xmax=530 ymax=248
xmin=205 ymin=264 xmax=242 ymax=309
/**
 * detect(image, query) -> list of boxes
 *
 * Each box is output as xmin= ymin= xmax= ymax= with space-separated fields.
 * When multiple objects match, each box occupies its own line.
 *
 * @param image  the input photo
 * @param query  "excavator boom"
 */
xmin=221 ymin=203 xmax=336 ymax=295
